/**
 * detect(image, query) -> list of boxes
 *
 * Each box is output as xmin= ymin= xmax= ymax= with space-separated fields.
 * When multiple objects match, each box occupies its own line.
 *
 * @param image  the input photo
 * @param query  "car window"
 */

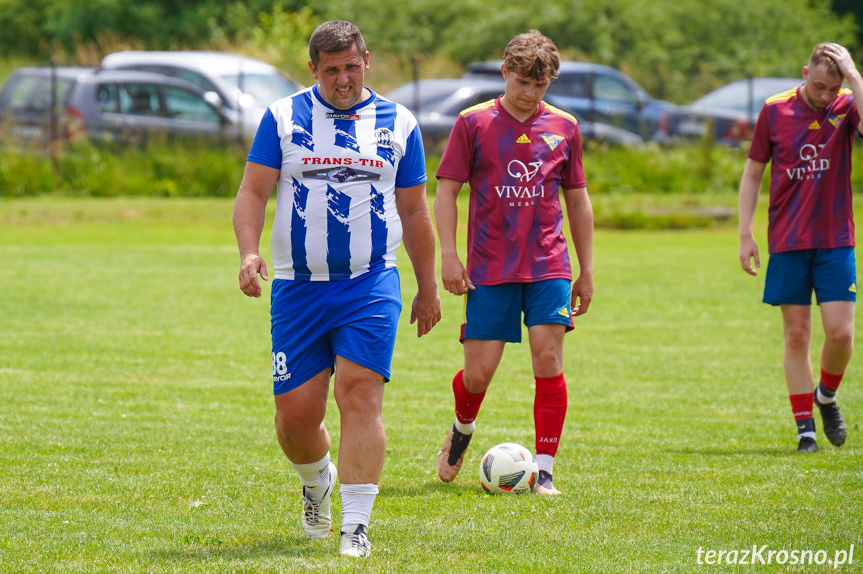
xmin=548 ymin=74 xmax=591 ymax=98
xmin=594 ymin=75 xmax=637 ymax=105
xmin=118 ymin=83 xmax=163 ymax=116
xmin=2 ymin=75 xmax=75 ymax=112
xmin=163 ymin=86 xmax=221 ymax=123
xmin=219 ymin=73 xmax=300 ymax=107
xmin=172 ymin=70 xmax=219 ymax=94
xmin=96 ymin=83 xmax=120 ymax=112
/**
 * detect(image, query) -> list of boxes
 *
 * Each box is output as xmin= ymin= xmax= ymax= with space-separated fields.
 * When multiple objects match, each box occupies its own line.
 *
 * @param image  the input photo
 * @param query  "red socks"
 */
xmin=453 ymin=370 xmax=486 ymax=424
xmin=789 ymin=392 xmax=815 ymax=438
xmin=453 ymin=370 xmax=569 ymax=457
xmin=534 ymin=373 xmax=568 ymax=457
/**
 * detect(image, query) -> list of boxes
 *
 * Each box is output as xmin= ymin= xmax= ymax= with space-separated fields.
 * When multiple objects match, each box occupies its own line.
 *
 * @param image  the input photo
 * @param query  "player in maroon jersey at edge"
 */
xmin=739 ymin=43 xmax=863 ymax=453
xmin=434 ymin=30 xmax=594 ymax=494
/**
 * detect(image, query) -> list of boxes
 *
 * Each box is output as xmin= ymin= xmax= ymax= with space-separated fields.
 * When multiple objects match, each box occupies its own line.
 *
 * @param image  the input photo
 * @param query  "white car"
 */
xmin=100 ymin=51 xmax=303 ymax=141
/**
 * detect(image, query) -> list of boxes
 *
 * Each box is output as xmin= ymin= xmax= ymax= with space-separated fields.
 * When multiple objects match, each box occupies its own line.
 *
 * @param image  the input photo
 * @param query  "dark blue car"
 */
xmin=464 ymin=60 xmax=677 ymax=141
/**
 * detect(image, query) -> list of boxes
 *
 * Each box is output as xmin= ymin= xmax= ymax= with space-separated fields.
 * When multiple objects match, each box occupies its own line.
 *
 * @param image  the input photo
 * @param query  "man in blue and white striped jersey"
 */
xmin=232 ymin=20 xmax=441 ymax=558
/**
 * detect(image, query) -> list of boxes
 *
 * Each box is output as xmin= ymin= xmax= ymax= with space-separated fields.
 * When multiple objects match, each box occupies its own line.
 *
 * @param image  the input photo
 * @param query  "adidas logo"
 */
xmin=850 ymin=283 xmax=857 ymax=293
xmin=516 ymin=133 xmax=531 ymax=144
xmin=809 ymin=120 xmax=821 ymax=130
xmin=557 ymin=307 xmax=569 ymax=317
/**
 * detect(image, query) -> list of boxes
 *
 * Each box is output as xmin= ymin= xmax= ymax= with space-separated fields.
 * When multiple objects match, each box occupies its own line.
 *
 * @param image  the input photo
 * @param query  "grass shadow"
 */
xmin=149 ymin=534 xmax=331 ymax=564
xmin=672 ymin=446 xmax=805 ymax=457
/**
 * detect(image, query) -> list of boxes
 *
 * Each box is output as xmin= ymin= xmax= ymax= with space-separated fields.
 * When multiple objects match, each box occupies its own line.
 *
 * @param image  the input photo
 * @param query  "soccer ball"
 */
xmin=478 ymin=442 xmax=538 ymax=494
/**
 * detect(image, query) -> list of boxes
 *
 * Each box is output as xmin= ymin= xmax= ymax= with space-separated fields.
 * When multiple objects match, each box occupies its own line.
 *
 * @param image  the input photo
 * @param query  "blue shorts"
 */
xmin=763 ymin=247 xmax=857 ymax=306
xmin=270 ymin=268 xmax=401 ymax=394
xmin=461 ymin=279 xmax=574 ymax=343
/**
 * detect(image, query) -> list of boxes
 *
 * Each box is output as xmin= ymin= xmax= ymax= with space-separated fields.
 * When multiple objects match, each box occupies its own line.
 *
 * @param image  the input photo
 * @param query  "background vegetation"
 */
xmin=1 ymin=0 xmax=861 ymax=102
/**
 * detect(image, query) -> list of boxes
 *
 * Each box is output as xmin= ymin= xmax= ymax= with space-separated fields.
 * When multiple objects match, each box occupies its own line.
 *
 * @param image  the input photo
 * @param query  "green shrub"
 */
xmin=0 ymin=139 xmax=247 ymax=198
xmin=4 ymin=138 xmax=863 ymax=231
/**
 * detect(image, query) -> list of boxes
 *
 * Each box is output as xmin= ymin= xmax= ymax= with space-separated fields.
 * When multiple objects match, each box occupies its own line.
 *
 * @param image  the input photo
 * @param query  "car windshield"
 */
xmin=219 ymin=73 xmax=301 ymax=108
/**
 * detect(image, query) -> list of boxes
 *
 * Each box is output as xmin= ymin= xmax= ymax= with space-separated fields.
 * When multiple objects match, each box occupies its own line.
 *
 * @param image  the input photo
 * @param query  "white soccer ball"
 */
xmin=478 ymin=442 xmax=539 ymax=494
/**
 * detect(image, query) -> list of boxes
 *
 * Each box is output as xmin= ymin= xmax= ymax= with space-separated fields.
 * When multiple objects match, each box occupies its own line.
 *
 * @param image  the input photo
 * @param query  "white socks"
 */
xmin=454 ymin=420 xmax=476 ymax=435
xmin=817 ymin=387 xmax=836 ymax=404
xmin=340 ymin=483 xmax=379 ymax=534
xmin=291 ymin=454 xmax=379 ymax=533
xmin=290 ymin=453 xmax=332 ymax=500
xmin=537 ymin=454 xmax=554 ymax=475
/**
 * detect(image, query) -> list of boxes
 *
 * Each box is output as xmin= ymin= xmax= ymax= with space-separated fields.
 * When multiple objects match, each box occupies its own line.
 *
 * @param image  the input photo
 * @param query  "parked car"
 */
xmin=384 ymin=78 xmax=644 ymax=152
xmin=668 ymin=77 xmax=802 ymax=145
xmin=463 ymin=60 xmax=676 ymax=141
xmin=0 ymin=65 xmax=233 ymax=145
xmin=100 ymin=51 xmax=303 ymax=140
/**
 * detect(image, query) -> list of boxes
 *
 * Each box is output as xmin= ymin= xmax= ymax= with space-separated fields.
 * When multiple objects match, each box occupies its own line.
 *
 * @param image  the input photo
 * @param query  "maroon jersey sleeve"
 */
xmin=436 ymin=112 xmax=473 ymax=183
xmin=560 ymin=123 xmax=587 ymax=190
xmin=748 ymin=104 xmax=773 ymax=164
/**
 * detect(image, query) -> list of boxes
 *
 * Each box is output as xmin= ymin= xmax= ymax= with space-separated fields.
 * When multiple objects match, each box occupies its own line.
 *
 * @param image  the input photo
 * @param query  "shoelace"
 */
xmin=303 ymin=494 xmax=321 ymax=524
xmin=346 ymin=532 xmax=370 ymax=553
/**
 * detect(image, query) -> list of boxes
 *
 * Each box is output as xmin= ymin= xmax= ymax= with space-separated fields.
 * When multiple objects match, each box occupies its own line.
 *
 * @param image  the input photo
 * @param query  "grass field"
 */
xmin=1 ymin=196 xmax=861 ymax=573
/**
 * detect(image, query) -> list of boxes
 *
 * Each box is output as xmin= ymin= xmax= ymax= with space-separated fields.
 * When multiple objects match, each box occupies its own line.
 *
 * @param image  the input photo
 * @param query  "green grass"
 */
xmin=1 ymin=197 xmax=861 ymax=573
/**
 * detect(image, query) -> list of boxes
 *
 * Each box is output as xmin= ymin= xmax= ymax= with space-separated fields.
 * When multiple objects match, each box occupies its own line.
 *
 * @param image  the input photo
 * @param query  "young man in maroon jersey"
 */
xmin=433 ymin=30 xmax=594 ymax=494
xmin=739 ymin=42 xmax=863 ymax=453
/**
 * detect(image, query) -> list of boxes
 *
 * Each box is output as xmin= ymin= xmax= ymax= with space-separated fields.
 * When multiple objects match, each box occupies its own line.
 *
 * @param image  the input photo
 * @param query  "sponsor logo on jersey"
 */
xmin=327 ymin=112 xmax=361 ymax=120
xmin=809 ymin=120 xmax=821 ymax=130
xmin=508 ymin=160 xmax=542 ymax=182
xmin=516 ymin=133 xmax=531 ymax=144
xmin=540 ymin=133 xmax=564 ymax=151
xmin=828 ymin=114 xmax=846 ymax=128
xmin=785 ymin=143 xmax=830 ymax=180
xmin=494 ymin=160 xmax=545 ymax=207
xmin=301 ymin=157 xmax=385 ymax=167
xmin=303 ymin=167 xmax=381 ymax=183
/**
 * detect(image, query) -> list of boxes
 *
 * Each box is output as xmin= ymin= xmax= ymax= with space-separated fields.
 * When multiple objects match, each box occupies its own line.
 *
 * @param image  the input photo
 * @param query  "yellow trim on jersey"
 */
xmin=462 ymin=293 xmax=468 ymax=324
xmin=544 ymin=103 xmax=578 ymax=124
xmin=765 ymin=87 xmax=798 ymax=105
xmin=459 ymin=99 xmax=497 ymax=117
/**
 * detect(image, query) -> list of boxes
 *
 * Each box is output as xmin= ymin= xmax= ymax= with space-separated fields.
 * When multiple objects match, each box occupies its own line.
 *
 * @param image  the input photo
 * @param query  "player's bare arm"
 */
xmin=562 ymin=186 xmax=594 ymax=316
xmin=823 ymin=43 xmax=863 ymax=134
xmin=738 ymin=159 xmax=767 ymax=276
xmin=233 ymin=161 xmax=279 ymax=298
xmin=395 ymin=182 xmax=442 ymax=337
xmin=434 ymin=177 xmax=474 ymax=295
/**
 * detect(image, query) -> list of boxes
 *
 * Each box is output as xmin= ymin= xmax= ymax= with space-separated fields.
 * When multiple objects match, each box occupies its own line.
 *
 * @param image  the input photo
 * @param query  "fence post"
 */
xmin=747 ymin=70 xmax=755 ymax=138
xmin=237 ymin=60 xmax=245 ymax=146
xmin=411 ymin=57 xmax=420 ymax=115
xmin=49 ymin=54 xmax=60 ymax=183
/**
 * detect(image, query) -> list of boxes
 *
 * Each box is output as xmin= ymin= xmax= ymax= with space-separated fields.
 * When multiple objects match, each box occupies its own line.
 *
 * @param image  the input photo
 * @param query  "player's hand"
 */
xmin=410 ymin=288 xmax=442 ymax=337
xmin=239 ymin=253 xmax=268 ymax=297
xmin=571 ymin=273 xmax=593 ymax=317
xmin=739 ymin=237 xmax=760 ymax=276
xmin=441 ymin=254 xmax=474 ymax=295
xmin=824 ymin=43 xmax=860 ymax=80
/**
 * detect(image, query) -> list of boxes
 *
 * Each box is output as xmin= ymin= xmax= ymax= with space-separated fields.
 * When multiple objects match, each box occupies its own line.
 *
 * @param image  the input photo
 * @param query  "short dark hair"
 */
xmin=503 ymin=30 xmax=560 ymax=82
xmin=308 ymin=20 xmax=367 ymax=66
xmin=809 ymin=43 xmax=842 ymax=78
